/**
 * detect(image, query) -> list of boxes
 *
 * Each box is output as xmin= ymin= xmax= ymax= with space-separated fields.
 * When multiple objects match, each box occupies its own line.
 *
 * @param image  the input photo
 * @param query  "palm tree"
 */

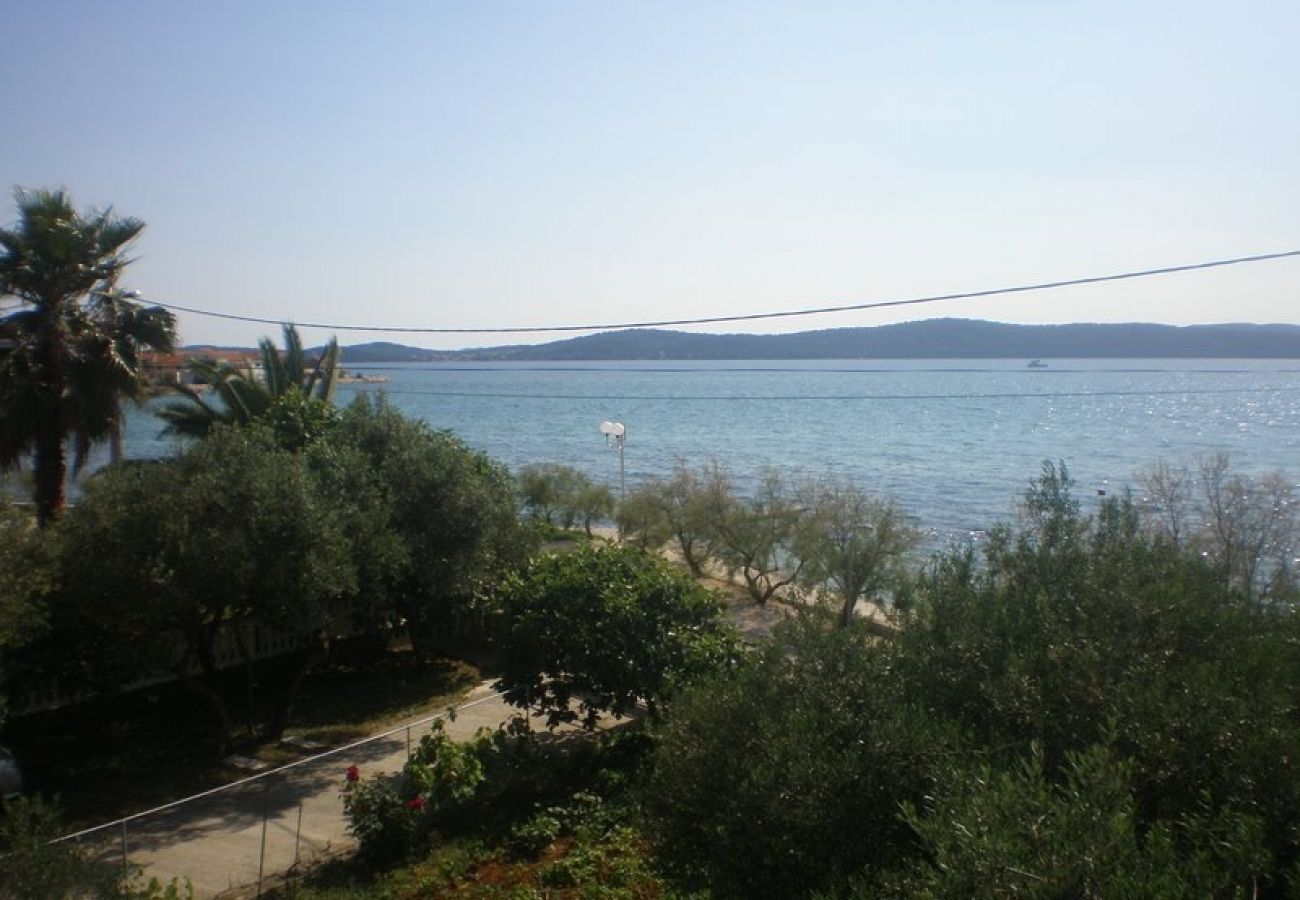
xmin=157 ymin=323 xmax=340 ymax=439
xmin=0 ymin=187 xmax=176 ymax=525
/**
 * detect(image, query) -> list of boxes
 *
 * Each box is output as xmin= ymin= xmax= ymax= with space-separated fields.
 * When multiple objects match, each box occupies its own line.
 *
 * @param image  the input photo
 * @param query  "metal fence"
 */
xmin=49 ymin=688 xmax=507 ymax=898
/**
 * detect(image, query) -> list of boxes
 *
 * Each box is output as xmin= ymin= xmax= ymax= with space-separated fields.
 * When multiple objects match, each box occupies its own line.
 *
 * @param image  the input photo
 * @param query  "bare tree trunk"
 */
xmin=233 ymin=626 xmax=260 ymax=740
xmin=179 ymin=624 xmax=236 ymax=754
xmin=33 ymin=425 xmax=66 ymax=527
xmin=677 ymin=534 xmax=705 ymax=576
xmin=267 ymin=632 xmax=330 ymax=740
xmin=840 ymin=594 xmax=858 ymax=627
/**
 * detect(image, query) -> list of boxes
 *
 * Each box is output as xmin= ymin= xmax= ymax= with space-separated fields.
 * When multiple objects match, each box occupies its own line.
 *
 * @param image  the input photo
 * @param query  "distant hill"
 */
xmin=331 ymin=320 xmax=1300 ymax=362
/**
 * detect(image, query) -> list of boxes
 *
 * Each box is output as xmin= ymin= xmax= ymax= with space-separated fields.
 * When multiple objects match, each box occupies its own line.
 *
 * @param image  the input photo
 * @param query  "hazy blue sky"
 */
xmin=3 ymin=1 xmax=1297 ymax=348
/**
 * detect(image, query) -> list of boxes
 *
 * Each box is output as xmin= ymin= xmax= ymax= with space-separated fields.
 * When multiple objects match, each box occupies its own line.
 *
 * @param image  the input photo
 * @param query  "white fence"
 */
xmin=14 ymin=605 xmax=363 ymax=716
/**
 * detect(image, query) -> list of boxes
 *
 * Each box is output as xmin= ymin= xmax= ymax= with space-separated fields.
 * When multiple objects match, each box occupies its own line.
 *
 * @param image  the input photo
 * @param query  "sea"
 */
xmin=110 ymin=359 xmax=1299 ymax=547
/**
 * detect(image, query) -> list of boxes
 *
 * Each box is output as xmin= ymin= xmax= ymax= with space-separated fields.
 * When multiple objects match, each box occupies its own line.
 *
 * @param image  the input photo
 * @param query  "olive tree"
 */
xmin=334 ymin=396 xmax=532 ymax=658
xmin=791 ymin=477 xmax=919 ymax=627
xmin=1139 ymin=454 xmax=1297 ymax=602
xmin=617 ymin=461 xmax=715 ymax=575
xmin=569 ymin=479 xmax=615 ymax=536
xmin=519 ymin=462 xmax=613 ymax=536
xmin=697 ymin=464 xmax=804 ymax=605
xmin=872 ymin=744 xmax=1267 ymax=899
xmin=647 ymin=615 xmax=953 ymax=899
xmin=518 ymin=462 xmax=574 ymax=526
xmin=51 ymin=425 xmax=356 ymax=748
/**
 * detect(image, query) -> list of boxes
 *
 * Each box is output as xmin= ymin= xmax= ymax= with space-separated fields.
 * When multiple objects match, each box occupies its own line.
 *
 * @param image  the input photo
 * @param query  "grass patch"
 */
xmin=284 ymin=652 xmax=479 ymax=745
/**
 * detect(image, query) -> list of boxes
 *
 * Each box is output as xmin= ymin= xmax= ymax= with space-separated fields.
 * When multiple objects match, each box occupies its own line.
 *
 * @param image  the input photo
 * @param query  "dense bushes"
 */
xmin=889 ymin=465 xmax=1300 ymax=855
xmin=645 ymin=462 xmax=1300 ymax=898
xmin=646 ymin=614 xmax=953 ymax=898
xmin=0 ymin=796 xmax=191 ymax=899
xmin=865 ymin=744 xmax=1268 ymax=899
xmin=341 ymin=714 xmax=660 ymax=878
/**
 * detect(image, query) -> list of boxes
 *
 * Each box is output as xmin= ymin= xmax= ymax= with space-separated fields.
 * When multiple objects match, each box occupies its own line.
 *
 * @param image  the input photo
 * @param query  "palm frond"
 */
xmin=281 ymin=324 xmax=305 ymax=393
xmin=157 ymin=360 xmax=245 ymax=438
xmin=259 ymin=335 xmax=287 ymax=397
xmin=306 ymin=337 xmax=341 ymax=403
xmin=157 ymin=392 xmax=227 ymax=439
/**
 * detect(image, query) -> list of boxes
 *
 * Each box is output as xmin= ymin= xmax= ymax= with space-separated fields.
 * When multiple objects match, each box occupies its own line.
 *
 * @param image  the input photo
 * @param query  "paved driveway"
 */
xmin=74 ymin=682 xmax=514 ymax=898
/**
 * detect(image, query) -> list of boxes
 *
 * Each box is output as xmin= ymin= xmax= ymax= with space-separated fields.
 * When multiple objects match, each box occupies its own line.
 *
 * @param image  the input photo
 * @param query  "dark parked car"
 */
xmin=0 ymin=746 xmax=22 ymax=801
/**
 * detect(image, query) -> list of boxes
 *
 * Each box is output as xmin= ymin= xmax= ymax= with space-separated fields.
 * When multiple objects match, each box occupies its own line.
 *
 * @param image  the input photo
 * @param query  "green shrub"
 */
xmin=537 ymin=823 xmax=676 ymax=897
xmin=494 ymin=544 xmax=740 ymax=728
xmin=341 ymin=715 xmax=557 ymax=868
xmin=505 ymin=809 xmax=563 ymax=860
xmin=341 ymin=773 xmax=426 ymax=869
xmin=866 ymin=743 xmax=1267 ymax=899
xmin=645 ymin=612 xmax=957 ymax=899
xmin=889 ymin=464 xmax=1300 ymax=880
xmin=647 ymin=463 xmax=1300 ymax=898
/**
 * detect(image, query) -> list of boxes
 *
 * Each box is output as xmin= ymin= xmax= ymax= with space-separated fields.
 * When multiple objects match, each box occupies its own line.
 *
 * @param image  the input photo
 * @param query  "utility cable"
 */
xmin=148 ymin=249 xmax=1300 ymax=335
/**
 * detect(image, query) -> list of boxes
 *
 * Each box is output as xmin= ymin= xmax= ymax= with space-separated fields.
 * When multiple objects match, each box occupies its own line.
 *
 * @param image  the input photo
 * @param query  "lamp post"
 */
xmin=598 ymin=420 xmax=626 ymax=504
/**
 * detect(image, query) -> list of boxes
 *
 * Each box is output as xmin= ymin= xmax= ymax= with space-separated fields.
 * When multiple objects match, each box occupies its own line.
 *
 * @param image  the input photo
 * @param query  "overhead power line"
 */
xmin=63 ymin=248 xmax=1300 ymax=334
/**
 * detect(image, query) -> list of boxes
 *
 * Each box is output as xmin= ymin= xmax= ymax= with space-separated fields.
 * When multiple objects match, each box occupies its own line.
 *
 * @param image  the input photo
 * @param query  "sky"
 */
xmin=2 ymin=1 xmax=1298 ymax=349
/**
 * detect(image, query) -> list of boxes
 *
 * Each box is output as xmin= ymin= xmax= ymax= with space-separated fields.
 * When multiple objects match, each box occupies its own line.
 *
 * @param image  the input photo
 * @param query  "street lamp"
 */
xmin=599 ymin=420 xmax=626 ymax=503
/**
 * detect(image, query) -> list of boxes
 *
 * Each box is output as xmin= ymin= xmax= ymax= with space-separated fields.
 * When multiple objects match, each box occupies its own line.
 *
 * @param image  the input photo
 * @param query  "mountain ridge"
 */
xmin=315 ymin=319 xmax=1300 ymax=362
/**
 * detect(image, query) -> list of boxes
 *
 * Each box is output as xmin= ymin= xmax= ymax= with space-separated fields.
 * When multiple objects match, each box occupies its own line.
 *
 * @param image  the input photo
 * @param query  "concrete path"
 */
xmin=75 ymin=682 xmax=518 ymax=898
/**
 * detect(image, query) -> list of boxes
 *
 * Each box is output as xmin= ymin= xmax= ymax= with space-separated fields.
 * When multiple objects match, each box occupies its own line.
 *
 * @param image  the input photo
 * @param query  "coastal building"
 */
xmin=140 ymin=349 xmax=263 ymax=387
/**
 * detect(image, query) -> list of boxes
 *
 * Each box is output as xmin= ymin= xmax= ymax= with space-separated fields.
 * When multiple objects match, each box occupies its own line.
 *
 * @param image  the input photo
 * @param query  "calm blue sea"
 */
xmin=114 ymin=359 xmax=1300 ymax=545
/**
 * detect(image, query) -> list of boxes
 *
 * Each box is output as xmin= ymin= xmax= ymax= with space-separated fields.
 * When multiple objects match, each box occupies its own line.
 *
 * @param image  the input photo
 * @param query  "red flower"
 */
xmin=345 ymin=765 xmax=360 ymax=783
xmin=406 ymin=796 xmax=427 ymax=811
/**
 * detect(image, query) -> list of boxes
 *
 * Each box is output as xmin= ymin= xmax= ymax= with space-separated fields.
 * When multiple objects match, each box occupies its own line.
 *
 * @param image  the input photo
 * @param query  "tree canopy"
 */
xmin=49 ymin=425 xmax=356 ymax=747
xmin=494 ymin=544 xmax=738 ymax=728
xmin=332 ymin=395 xmax=532 ymax=658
